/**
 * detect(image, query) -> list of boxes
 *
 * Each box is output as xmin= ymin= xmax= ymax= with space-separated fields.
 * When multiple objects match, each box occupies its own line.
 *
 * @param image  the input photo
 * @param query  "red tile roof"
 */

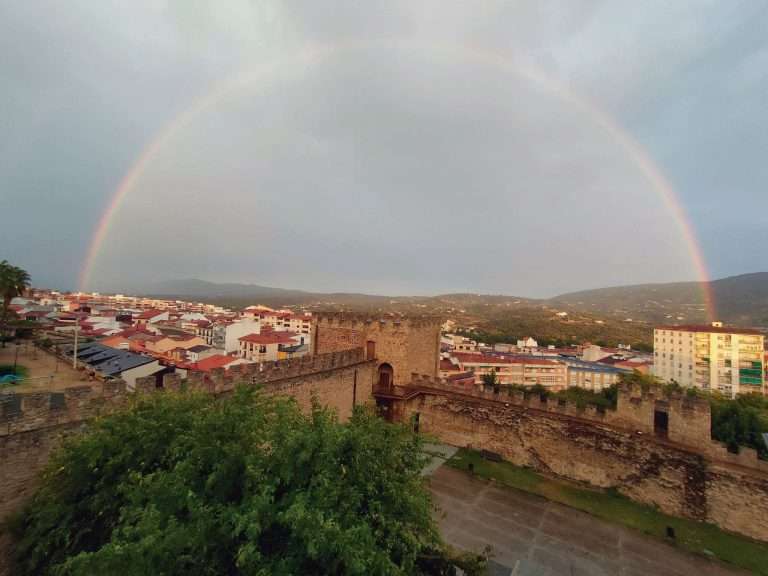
xmin=452 ymin=353 xmax=561 ymax=366
xmin=446 ymin=371 xmax=476 ymax=383
xmin=169 ymin=334 xmax=198 ymax=342
xmin=137 ymin=309 xmax=164 ymax=320
xmin=185 ymin=354 xmax=236 ymax=372
xmin=239 ymin=331 xmax=298 ymax=345
xmin=440 ymin=358 xmax=459 ymax=371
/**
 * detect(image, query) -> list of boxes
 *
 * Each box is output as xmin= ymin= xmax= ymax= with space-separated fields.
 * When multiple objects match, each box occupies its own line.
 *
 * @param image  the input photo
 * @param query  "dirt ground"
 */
xmin=0 ymin=343 xmax=88 ymax=392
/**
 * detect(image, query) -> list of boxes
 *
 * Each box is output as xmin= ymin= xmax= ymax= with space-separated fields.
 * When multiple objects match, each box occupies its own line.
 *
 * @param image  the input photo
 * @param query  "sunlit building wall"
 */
xmin=653 ymin=323 xmax=765 ymax=398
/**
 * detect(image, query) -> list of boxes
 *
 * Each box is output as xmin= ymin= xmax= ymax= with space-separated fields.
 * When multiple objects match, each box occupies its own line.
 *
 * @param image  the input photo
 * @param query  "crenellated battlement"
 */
xmin=405 ymin=374 xmax=612 ymax=420
xmin=402 ymin=375 xmax=768 ymax=474
xmin=314 ymin=313 xmax=441 ymax=330
xmin=0 ymin=349 xmax=372 ymax=436
xmin=142 ymin=348 xmax=371 ymax=395
xmin=0 ymin=379 xmax=128 ymax=436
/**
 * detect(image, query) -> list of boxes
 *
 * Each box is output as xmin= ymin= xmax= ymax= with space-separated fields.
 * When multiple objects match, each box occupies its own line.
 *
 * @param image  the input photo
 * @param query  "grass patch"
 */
xmin=448 ymin=448 xmax=768 ymax=575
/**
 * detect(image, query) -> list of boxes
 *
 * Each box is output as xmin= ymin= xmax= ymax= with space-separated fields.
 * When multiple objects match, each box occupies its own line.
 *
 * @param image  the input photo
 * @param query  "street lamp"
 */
xmin=13 ymin=340 xmax=20 ymax=372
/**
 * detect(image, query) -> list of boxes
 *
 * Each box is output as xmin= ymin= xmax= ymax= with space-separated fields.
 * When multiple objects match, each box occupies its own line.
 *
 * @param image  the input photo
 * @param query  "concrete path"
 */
xmin=429 ymin=466 xmax=748 ymax=576
xmin=421 ymin=442 xmax=458 ymax=476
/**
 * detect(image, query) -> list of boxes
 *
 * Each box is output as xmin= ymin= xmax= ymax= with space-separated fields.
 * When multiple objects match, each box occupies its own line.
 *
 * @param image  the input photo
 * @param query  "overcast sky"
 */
xmin=2 ymin=1 xmax=767 ymax=297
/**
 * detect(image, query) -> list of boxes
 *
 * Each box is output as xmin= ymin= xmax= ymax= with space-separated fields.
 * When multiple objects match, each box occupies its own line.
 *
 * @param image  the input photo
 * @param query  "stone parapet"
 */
xmin=315 ymin=313 xmax=442 ymax=330
xmin=0 ymin=348 xmax=370 ymax=437
xmin=404 ymin=375 xmax=768 ymax=475
xmin=0 ymin=380 xmax=128 ymax=436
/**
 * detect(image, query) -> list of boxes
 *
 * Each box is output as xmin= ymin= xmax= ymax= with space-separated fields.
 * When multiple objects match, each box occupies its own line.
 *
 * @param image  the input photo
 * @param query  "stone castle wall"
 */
xmin=398 ymin=378 xmax=768 ymax=541
xmin=0 ymin=349 xmax=375 ymax=535
xmin=314 ymin=314 xmax=441 ymax=385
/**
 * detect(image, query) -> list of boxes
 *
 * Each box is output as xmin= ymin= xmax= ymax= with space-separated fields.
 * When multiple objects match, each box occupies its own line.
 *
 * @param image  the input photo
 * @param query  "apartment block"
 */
xmin=451 ymin=353 xmax=568 ymax=390
xmin=653 ymin=322 xmax=765 ymax=397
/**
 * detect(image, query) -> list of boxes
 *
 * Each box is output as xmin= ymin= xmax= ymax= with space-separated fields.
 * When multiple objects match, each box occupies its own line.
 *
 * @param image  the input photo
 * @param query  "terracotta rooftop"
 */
xmin=239 ymin=330 xmax=298 ymax=345
xmin=440 ymin=358 xmax=459 ymax=371
xmin=451 ymin=353 xmax=561 ymax=366
xmin=185 ymin=354 xmax=237 ymax=372
xmin=137 ymin=309 xmax=164 ymax=320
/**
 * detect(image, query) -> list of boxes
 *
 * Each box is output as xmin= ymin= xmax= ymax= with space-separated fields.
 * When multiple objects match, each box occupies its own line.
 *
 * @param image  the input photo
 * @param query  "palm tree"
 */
xmin=0 ymin=260 xmax=31 ymax=346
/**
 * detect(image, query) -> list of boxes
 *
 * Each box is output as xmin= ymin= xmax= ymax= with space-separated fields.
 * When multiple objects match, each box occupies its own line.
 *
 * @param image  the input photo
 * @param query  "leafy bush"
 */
xmin=554 ymin=385 xmax=617 ymax=410
xmin=10 ymin=387 xmax=481 ymax=575
xmin=710 ymin=393 xmax=768 ymax=459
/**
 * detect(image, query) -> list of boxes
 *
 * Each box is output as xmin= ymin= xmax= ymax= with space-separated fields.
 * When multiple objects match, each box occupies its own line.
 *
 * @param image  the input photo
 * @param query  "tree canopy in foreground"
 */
xmin=10 ymin=388 xmax=483 ymax=575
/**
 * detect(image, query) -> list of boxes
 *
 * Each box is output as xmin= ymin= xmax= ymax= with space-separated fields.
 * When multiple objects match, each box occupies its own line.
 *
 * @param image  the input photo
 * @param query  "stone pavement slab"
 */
xmin=422 ymin=443 xmax=458 ymax=476
xmin=429 ymin=466 xmax=748 ymax=576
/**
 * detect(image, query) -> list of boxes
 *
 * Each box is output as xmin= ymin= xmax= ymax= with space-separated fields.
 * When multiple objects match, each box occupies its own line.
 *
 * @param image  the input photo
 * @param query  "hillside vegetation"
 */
xmin=454 ymin=304 xmax=653 ymax=349
xmin=140 ymin=273 xmax=768 ymax=345
xmin=551 ymin=272 xmax=768 ymax=327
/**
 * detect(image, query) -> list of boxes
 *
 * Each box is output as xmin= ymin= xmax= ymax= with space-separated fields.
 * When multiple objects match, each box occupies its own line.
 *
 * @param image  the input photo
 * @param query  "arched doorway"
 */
xmin=377 ymin=362 xmax=394 ymax=390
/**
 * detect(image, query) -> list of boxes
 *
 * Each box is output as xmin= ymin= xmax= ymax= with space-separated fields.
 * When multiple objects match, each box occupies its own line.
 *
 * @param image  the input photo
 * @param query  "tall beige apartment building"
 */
xmin=653 ymin=322 xmax=765 ymax=397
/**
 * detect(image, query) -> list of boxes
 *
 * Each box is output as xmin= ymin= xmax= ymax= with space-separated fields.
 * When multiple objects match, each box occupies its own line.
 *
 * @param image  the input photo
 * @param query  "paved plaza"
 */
xmin=0 ymin=343 xmax=86 ymax=392
xmin=429 ymin=465 xmax=747 ymax=576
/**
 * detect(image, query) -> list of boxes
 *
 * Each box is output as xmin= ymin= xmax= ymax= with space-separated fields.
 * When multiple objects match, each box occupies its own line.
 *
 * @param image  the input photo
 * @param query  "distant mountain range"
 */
xmin=146 ymin=279 xmax=313 ymax=301
xmin=143 ymin=272 xmax=768 ymax=328
xmin=551 ymin=272 xmax=768 ymax=327
xmin=142 ymin=279 xmax=401 ymax=308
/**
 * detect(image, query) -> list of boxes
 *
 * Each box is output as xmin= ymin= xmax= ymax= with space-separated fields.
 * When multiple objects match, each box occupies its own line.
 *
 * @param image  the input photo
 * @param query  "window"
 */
xmin=259 ymin=345 xmax=267 ymax=353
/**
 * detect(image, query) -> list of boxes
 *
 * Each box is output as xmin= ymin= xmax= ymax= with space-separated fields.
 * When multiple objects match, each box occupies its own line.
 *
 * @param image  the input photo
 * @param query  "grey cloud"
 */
xmin=1 ymin=1 xmax=766 ymax=295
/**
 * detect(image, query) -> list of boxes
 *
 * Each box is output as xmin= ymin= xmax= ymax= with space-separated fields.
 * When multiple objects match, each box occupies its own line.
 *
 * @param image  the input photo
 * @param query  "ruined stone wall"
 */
xmin=0 ymin=422 xmax=86 ymax=529
xmin=400 ymin=386 xmax=768 ymax=542
xmin=405 ymin=375 xmax=768 ymax=471
xmin=314 ymin=314 xmax=440 ymax=385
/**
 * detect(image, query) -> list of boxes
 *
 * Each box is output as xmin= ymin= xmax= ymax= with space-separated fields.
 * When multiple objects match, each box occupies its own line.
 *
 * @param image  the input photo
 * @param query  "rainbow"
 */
xmin=78 ymin=40 xmax=716 ymax=321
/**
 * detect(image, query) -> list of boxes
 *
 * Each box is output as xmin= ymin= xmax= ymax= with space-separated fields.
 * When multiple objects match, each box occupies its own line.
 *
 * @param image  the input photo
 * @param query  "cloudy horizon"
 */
xmin=2 ymin=1 xmax=767 ymax=298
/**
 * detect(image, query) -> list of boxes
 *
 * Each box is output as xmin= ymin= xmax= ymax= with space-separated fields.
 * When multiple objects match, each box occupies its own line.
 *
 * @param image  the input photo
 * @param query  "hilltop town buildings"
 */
xmin=241 ymin=306 xmax=312 ymax=335
xmin=13 ymin=291 xmax=314 ymax=376
xmin=15 ymin=289 xmax=661 ymax=395
xmin=196 ymin=318 xmax=261 ymax=353
xmin=238 ymin=327 xmax=308 ymax=362
xmin=448 ymin=352 xmax=569 ymax=390
xmin=61 ymin=342 xmax=165 ymax=390
xmin=653 ymin=322 xmax=766 ymax=397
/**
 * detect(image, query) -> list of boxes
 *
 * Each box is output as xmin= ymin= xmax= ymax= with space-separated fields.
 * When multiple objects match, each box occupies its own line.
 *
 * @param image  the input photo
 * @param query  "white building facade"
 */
xmin=653 ymin=323 xmax=765 ymax=398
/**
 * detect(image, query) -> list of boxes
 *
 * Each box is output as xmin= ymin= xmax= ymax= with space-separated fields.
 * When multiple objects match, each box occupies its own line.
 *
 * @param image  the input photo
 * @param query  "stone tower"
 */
xmin=313 ymin=313 xmax=441 ymax=388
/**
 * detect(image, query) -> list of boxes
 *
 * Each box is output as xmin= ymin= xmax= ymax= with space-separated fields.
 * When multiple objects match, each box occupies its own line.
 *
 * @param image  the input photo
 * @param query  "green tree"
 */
xmin=481 ymin=370 xmax=499 ymax=391
xmin=10 ymin=387 xmax=484 ymax=575
xmin=710 ymin=393 xmax=768 ymax=459
xmin=0 ymin=260 xmax=31 ymax=346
